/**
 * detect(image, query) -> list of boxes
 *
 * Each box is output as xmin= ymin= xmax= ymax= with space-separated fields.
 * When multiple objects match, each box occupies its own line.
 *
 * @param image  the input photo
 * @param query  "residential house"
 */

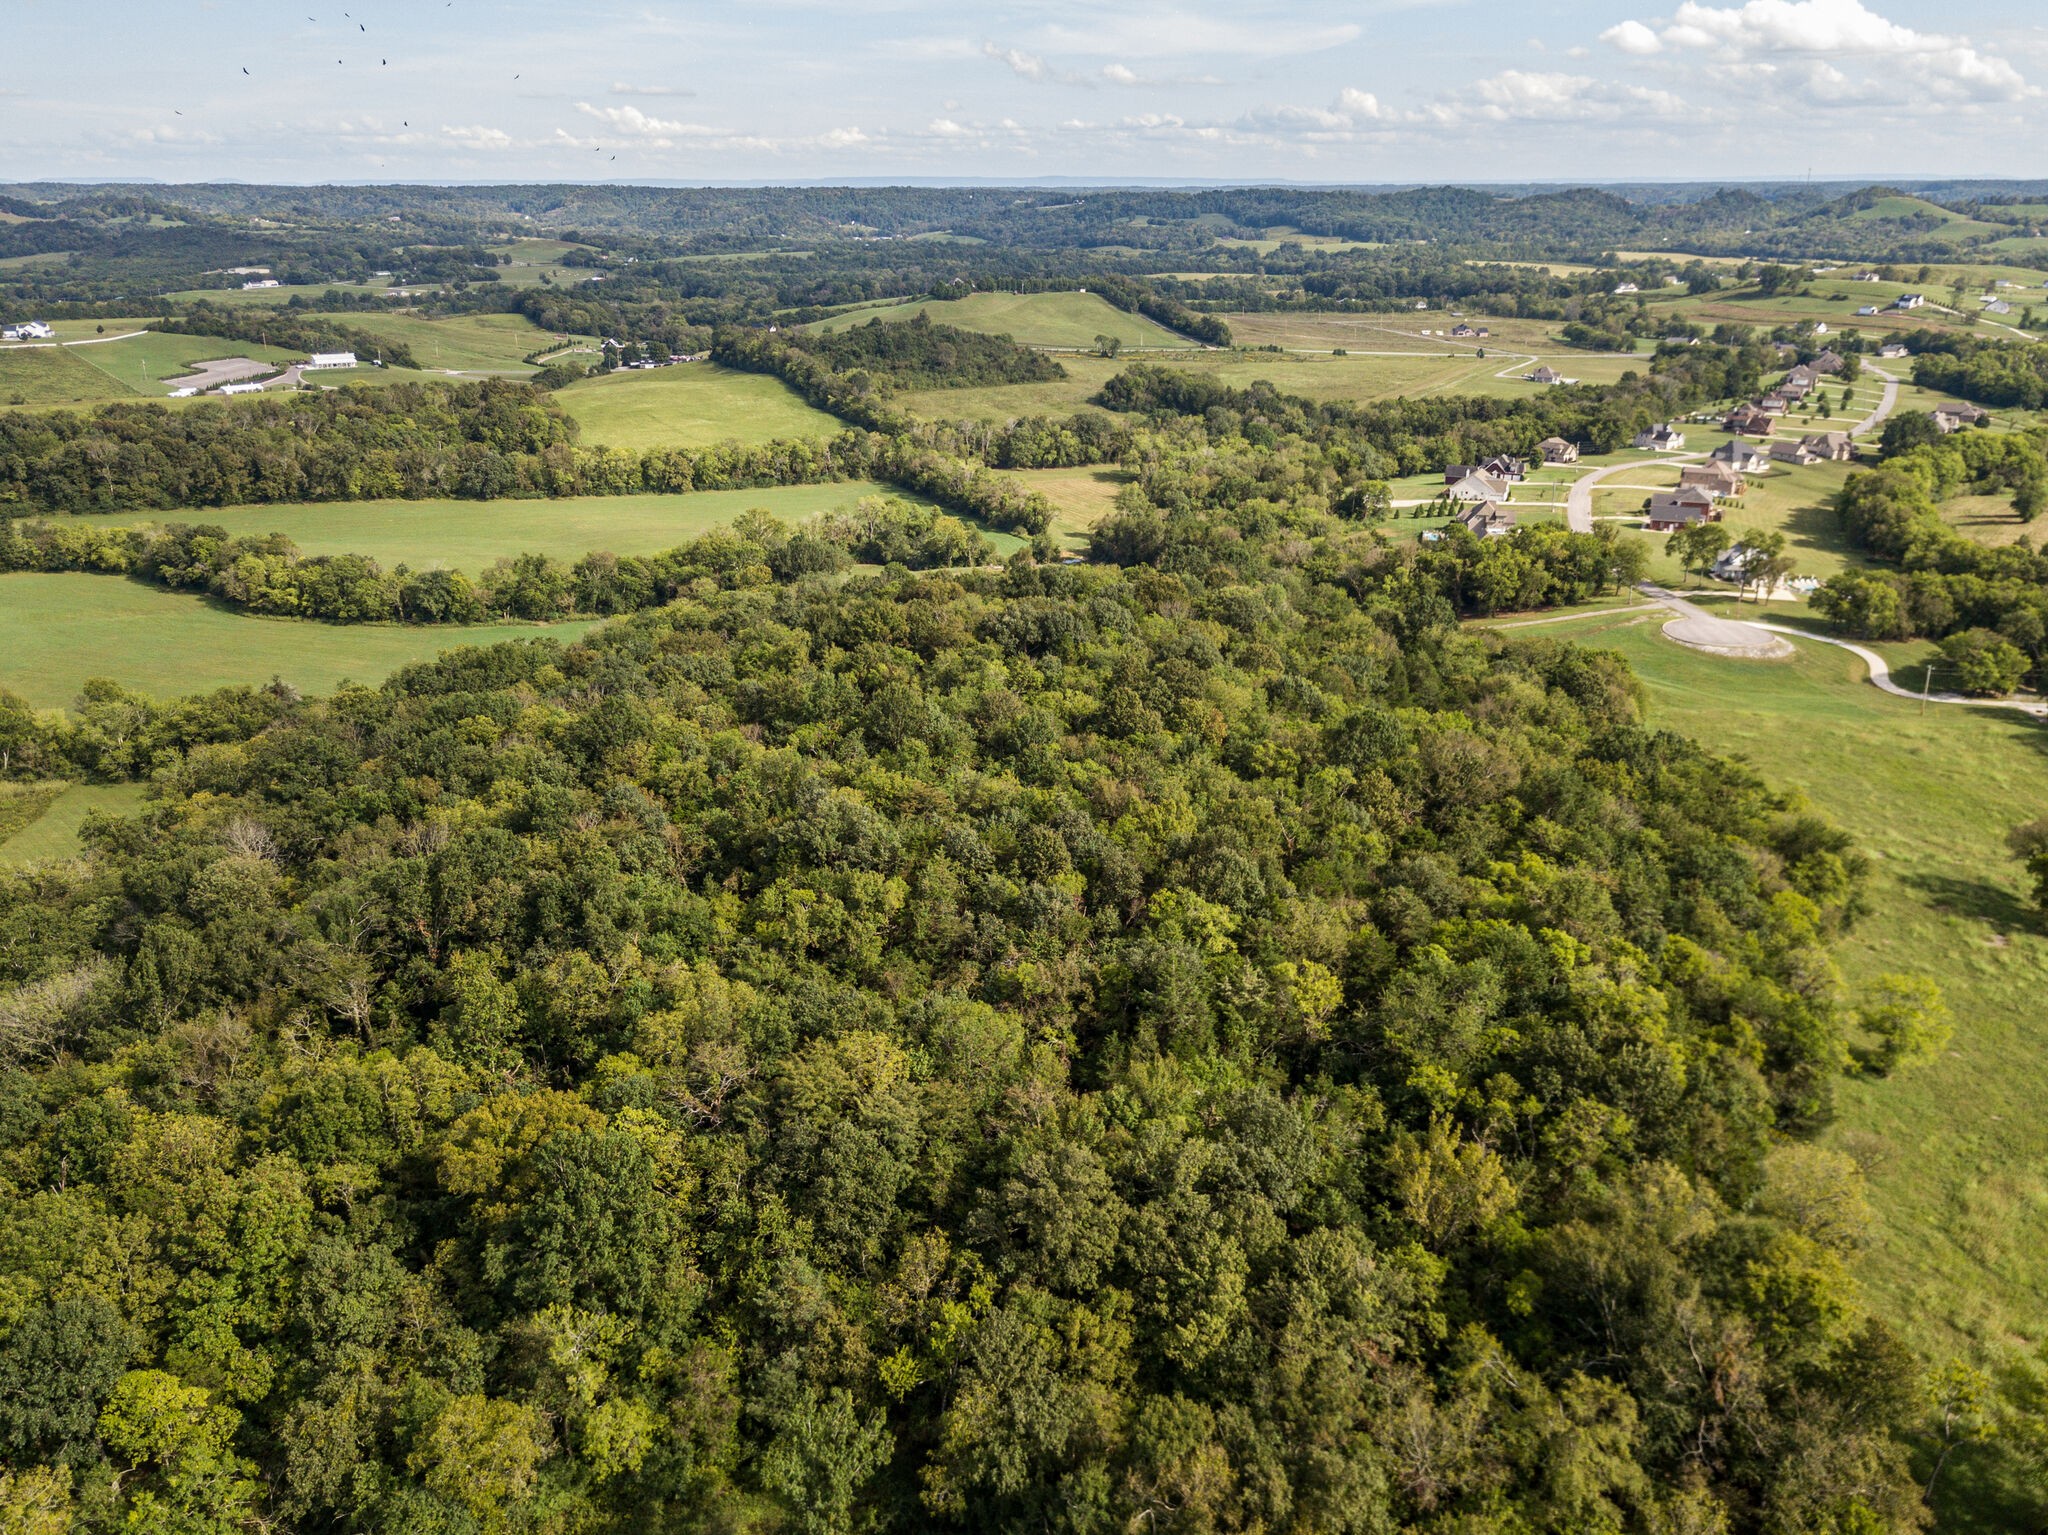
xmin=1480 ymin=454 xmax=1528 ymax=482
xmin=1445 ymin=472 xmax=1512 ymax=505
xmin=1528 ymin=366 xmax=1566 ymax=385
xmin=1779 ymin=376 xmax=1813 ymax=402
xmin=1932 ymin=402 xmax=1990 ymax=433
xmin=1536 ymin=437 xmax=1579 ymax=465
xmin=1785 ymin=364 xmax=1821 ymax=392
xmin=1812 ymin=350 xmax=1846 ymax=374
xmin=1855 ymin=272 xmax=1883 ymax=282
xmin=1680 ymin=462 xmax=1745 ymax=498
xmin=1613 ymin=282 xmax=1640 ymax=295
xmin=1759 ymin=393 xmax=1792 ymax=416
xmin=1633 ymin=423 xmax=1687 ymax=452
xmin=1878 ymin=343 xmax=1911 ymax=360
xmin=1771 ymin=441 xmax=1821 ymax=467
xmin=1802 ymin=432 xmax=1855 ymax=462
xmin=1645 ymin=487 xmax=1721 ymax=531
xmin=1856 ymin=306 xmax=1881 ymax=317
xmin=242 ymin=279 xmax=281 ymax=290
xmin=305 ymin=352 xmax=359 ymax=371
xmin=1984 ymin=300 xmax=2013 ymax=316
xmin=1444 ymin=465 xmax=1477 ymax=486
xmin=1711 ymin=439 xmax=1771 ymax=473
xmin=2 ymin=321 xmax=55 ymax=341
xmin=1453 ymin=503 xmax=1517 ymax=537
xmin=1895 ymin=294 xmax=1926 ymax=310
xmin=1449 ymin=322 xmax=1491 ymax=339
xmin=1724 ymin=404 xmax=1776 ymax=437
xmin=1811 ymin=322 xmax=1830 ymax=336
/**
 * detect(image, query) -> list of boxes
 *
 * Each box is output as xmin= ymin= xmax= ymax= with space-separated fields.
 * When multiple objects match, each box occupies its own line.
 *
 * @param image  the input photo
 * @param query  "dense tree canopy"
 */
xmin=0 ymin=504 xmax=1936 ymax=1532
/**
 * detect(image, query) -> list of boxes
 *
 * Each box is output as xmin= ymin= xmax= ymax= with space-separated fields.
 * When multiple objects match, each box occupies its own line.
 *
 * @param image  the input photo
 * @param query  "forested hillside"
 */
xmin=0 ymin=510 xmax=1938 ymax=1532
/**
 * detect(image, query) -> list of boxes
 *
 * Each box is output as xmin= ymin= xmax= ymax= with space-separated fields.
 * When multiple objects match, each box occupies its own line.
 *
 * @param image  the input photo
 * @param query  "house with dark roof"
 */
xmin=1453 ymin=503 xmax=1518 ymax=537
xmin=1680 ymin=462 xmax=1746 ymax=498
xmin=1711 ymin=439 xmax=1771 ymax=473
xmin=1527 ymin=366 xmax=1565 ymax=385
xmin=1645 ymin=487 xmax=1721 ymax=531
xmin=1724 ymin=404 xmax=1775 ymax=437
xmin=1801 ymin=432 xmax=1855 ymax=462
xmin=1536 ymin=437 xmax=1579 ymax=465
xmin=1633 ymin=423 xmax=1686 ymax=452
xmin=1445 ymin=472 xmax=1512 ymax=505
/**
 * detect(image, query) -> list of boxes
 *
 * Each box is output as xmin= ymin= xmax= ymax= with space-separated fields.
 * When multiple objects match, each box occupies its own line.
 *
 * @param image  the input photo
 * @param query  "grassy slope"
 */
xmin=0 ymin=345 xmax=136 ymax=406
xmin=558 ymin=364 xmax=843 ymax=452
xmin=0 ymin=574 xmax=603 ymax=710
xmin=1534 ymin=612 xmax=2048 ymax=1532
xmin=73 ymin=331 xmax=304 ymax=395
xmin=806 ymin=291 xmax=1195 ymax=349
xmin=308 ymin=312 xmax=567 ymax=373
xmin=87 ymin=483 xmax=930 ymax=570
xmin=0 ymin=783 xmax=153 ymax=867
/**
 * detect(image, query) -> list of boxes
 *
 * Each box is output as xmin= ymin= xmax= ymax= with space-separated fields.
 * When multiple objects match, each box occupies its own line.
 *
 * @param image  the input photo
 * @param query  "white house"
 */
xmin=219 ymin=382 xmax=267 ymax=396
xmin=1613 ymin=282 xmax=1640 ymax=295
xmin=1895 ymin=294 xmax=1926 ymax=310
xmin=1634 ymin=423 xmax=1686 ymax=452
xmin=242 ymin=279 xmax=281 ymax=291
xmin=3 ymin=321 xmax=55 ymax=341
xmin=1856 ymin=306 xmax=1881 ymax=317
xmin=305 ymin=352 xmax=359 ymax=371
xmin=169 ymin=387 xmax=199 ymax=398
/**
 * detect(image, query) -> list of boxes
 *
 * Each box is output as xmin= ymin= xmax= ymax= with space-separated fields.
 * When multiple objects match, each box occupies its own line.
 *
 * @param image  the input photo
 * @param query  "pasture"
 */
xmin=1531 ymin=609 xmax=2048 ymax=1527
xmin=0 ymin=573 xmax=604 ymax=711
xmin=311 ymin=311 xmax=572 ymax=373
xmin=0 ymin=782 xmax=153 ymax=868
xmin=559 ymin=364 xmax=843 ymax=451
xmin=0 ymin=345 xmax=136 ymax=407
xmin=74 ymin=331 xmax=303 ymax=395
xmin=806 ymin=291 xmax=1197 ymax=350
xmin=109 ymin=483 xmax=933 ymax=570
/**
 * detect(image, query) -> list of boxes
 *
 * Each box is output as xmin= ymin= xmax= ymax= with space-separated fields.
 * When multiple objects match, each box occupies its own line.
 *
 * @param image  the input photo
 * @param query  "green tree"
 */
xmin=1859 ymin=974 xmax=1953 ymax=1074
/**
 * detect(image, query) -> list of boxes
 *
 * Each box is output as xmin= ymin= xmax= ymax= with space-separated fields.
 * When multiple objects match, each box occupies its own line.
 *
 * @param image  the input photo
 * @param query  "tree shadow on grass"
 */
xmin=1901 ymin=871 xmax=2039 ymax=935
xmin=1785 ymin=500 xmax=1858 ymax=567
xmin=1925 ymin=1437 xmax=2048 ymax=1535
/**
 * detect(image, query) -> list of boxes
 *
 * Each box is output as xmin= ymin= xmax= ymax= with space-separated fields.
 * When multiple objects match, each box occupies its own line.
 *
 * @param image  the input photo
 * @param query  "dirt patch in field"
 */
xmin=163 ymin=357 xmax=283 ymax=392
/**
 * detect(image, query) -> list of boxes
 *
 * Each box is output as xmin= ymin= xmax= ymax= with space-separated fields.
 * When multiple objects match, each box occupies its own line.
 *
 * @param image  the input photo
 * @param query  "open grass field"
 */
xmin=310 ymin=311 xmax=570 ymax=373
xmin=0 ymin=574 xmax=604 ymax=710
xmin=0 ymin=345 xmax=136 ymax=407
xmin=492 ymin=237 xmax=598 ymax=289
xmin=1008 ymin=468 xmax=1132 ymax=543
xmin=558 ymin=364 xmax=843 ymax=451
xmin=1524 ymin=610 xmax=2048 ymax=1530
xmin=73 ymin=331 xmax=304 ymax=396
xmin=159 ymin=281 xmax=402 ymax=308
xmin=806 ymin=291 xmax=1197 ymax=350
xmin=110 ymin=483 xmax=931 ymax=571
xmin=0 ymin=782 xmax=153 ymax=868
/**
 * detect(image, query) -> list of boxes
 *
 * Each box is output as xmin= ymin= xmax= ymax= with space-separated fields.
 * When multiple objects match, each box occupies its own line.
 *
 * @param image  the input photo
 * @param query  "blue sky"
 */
xmin=3 ymin=0 xmax=2043 ymax=183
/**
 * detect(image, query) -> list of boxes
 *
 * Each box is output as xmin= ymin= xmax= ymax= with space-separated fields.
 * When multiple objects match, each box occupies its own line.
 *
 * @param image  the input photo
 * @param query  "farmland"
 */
xmin=0 ymin=782 xmax=152 ymax=867
xmin=0 ymin=573 xmax=604 ymax=710
xmin=0 ymin=344 xmax=137 ymax=406
xmin=559 ymin=363 xmax=843 ymax=451
xmin=73 ymin=330 xmax=303 ymax=395
xmin=98 ymin=483 xmax=933 ymax=571
xmin=308 ymin=311 xmax=572 ymax=373
xmin=806 ymin=291 xmax=1197 ymax=350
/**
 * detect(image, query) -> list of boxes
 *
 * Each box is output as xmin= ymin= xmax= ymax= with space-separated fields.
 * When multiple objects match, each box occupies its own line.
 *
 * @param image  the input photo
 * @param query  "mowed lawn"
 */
xmin=0 ymin=782 xmax=153 ymax=867
xmin=113 ymin=483 xmax=928 ymax=569
xmin=0 ymin=573 xmax=603 ymax=710
xmin=1543 ymin=616 xmax=2048 ymax=1348
xmin=311 ymin=312 xmax=571 ymax=373
xmin=808 ymin=291 xmax=1196 ymax=350
xmin=559 ymin=365 xmax=843 ymax=451
xmin=73 ymin=331 xmax=304 ymax=396
xmin=1538 ymin=612 xmax=2048 ymax=1529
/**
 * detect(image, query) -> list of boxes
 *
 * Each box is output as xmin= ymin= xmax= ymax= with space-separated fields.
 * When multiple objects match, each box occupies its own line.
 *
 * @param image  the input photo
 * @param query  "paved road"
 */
xmin=1852 ymin=365 xmax=1900 ymax=438
xmin=1564 ymin=454 xmax=1701 ymax=533
xmin=1633 ymin=584 xmax=2048 ymax=717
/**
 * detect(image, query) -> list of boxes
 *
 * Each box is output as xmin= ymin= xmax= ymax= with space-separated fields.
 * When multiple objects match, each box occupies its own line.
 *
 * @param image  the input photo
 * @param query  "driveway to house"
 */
xmin=1564 ymin=454 xmax=1702 ymax=533
xmin=1852 ymin=366 xmax=1900 ymax=438
xmin=1634 ymin=583 xmax=2048 ymax=717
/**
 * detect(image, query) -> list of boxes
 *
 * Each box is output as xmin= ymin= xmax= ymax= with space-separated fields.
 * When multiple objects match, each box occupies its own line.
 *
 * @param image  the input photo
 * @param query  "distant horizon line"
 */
xmin=7 ymin=175 xmax=2048 ymax=194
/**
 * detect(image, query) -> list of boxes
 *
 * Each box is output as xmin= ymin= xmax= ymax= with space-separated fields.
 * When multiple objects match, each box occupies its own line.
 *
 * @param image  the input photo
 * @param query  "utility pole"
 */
xmin=1922 ymin=662 xmax=1933 ymax=713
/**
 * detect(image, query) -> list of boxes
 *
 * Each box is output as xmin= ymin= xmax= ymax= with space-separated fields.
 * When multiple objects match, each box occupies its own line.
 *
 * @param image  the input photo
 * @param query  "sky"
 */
xmin=2 ymin=0 xmax=2044 ymax=185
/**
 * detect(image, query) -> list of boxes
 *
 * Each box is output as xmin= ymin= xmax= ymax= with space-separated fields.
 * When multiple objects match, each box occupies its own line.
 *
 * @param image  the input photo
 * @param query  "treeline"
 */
xmin=791 ymin=312 xmax=1066 ymax=390
xmin=1909 ymin=336 xmax=2048 ymax=409
xmin=0 ymin=498 xmax=994 ymax=628
xmin=159 ymin=302 xmax=421 ymax=371
xmin=0 ymin=381 xmax=1057 ymax=535
xmin=0 ymin=500 xmax=1960 ymax=1532
xmin=1101 ymin=342 xmax=1767 ymax=473
xmin=1813 ymin=430 xmax=2048 ymax=686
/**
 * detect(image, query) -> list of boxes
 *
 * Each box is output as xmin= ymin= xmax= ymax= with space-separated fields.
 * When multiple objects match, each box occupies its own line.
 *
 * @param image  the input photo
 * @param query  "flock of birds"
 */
xmin=187 ymin=9 xmax=624 ymax=168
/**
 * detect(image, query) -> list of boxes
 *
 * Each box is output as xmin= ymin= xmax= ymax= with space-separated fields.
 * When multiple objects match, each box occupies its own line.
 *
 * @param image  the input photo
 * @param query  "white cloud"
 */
xmin=1605 ymin=0 xmax=2028 ymax=100
xmin=608 ymin=83 xmax=694 ymax=97
xmin=817 ymin=126 xmax=868 ymax=148
xmin=1425 ymin=70 xmax=1690 ymax=124
xmin=1601 ymin=19 xmax=1664 ymax=55
xmin=576 ymin=103 xmax=701 ymax=137
xmin=985 ymin=43 xmax=1048 ymax=80
xmin=1102 ymin=64 xmax=1140 ymax=86
xmin=439 ymin=124 xmax=512 ymax=150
